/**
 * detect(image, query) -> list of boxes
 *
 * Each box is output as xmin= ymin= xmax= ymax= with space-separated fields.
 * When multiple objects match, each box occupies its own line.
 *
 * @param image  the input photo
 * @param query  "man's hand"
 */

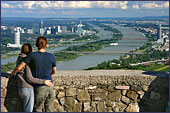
xmin=45 ymin=80 xmax=53 ymax=87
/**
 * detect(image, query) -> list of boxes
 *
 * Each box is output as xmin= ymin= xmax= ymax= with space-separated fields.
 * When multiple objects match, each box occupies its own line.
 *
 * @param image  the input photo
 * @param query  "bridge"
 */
xmin=59 ymin=51 xmax=144 ymax=56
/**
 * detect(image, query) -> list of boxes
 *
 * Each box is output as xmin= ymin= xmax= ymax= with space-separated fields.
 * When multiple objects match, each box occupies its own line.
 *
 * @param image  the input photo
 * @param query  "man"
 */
xmin=9 ymin=36 xmax=57 ymax=112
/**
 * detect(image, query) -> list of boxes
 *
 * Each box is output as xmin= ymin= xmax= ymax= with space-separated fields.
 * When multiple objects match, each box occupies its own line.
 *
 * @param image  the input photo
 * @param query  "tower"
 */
xmin=15 ymin=29 xmax=20 ymax=45
xmin=40 ymin=17 xmax=44 ymax=36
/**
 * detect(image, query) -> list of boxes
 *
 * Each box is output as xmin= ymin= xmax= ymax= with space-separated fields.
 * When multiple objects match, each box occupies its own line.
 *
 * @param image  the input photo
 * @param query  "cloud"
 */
xmin=1 ymin=1 xmax=128 ymax=10
xmin=141 ymin=2 xmax=169 ymax=9
xmin=96 ymin=1 xmax=128 ymax=9
xmin=132 ymin=4 xmax=140 ymax=9
xmin=1 ymin=3 xmax=15 ymax=8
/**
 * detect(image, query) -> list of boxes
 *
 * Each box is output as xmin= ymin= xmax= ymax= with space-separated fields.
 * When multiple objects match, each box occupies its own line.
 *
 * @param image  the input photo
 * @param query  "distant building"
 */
xmin=57 ymin=26 xmax=62 ymax=33
xmin=61 ymin=26 xmax=67 ymax=33
xmin=7 ymin=29 xmax=21 ymax=47
xmin=32 ymin=24 xmax=39 ymax=34
xmin=51 ymin=26 xmax=57 ymax=34
xmin=77 ymin=27 xmax=84 ymax=35
xmin=1 ymin=26 xmax=8 ymax=30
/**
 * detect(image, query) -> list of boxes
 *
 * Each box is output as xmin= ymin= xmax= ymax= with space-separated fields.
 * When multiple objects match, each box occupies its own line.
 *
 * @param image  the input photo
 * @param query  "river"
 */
xmin=55 ymin=24 xmax=147 ymax=70
xmin=1 ymin=24 xmax=147 ymax=70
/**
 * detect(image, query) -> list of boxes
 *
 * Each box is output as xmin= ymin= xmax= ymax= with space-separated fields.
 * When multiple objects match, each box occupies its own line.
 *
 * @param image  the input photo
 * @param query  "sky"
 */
xmin=1 ymin=1 xmax=169 ymax=18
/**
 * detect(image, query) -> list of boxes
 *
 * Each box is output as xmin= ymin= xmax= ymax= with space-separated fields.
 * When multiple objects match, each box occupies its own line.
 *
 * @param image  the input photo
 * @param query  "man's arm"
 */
xmin=51 ymin=67 xmax=56 ymax=75
xmin=8 ymin=61 xmax=26 ymax=78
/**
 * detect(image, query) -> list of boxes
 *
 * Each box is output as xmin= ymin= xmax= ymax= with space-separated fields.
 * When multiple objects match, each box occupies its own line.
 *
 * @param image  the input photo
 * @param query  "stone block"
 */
xmin=77 ymin=90 xmax=90 ymax=101
xmin=116 ymin=101 xmax=127 ymax=112
xmin=106 ymin=107 xmax=113 ymax=112
xmin=1 ymin=98 xmax=8 ymax=112
xmin=141 ymin=85 xmax=149 ymax=92
xmin=122 ymin=90 xmax=127 ymax=95
xmin=105 ymin=100 xmax=113 ymax=107
xmin=115 ymin=86 xmax=130 ymax=90
xmin=121 ymin=96 xmax=130 ymax=104
xmin=113 ymin=106 xmax=119 ymax=112
xmin=64 ymin=97 xmax=75 ymax=112
xmin=108 ymin=90 xmax=121 ymax=101
xmin=90 ymin=102 xmax=97 ymax=112
xmin=131 ymin=86 xmax=142 ymax=92
xmin=127 ymin=91 xmax=138 ymax=100
xmin=66 ymin=88 xmax=77 ymax=97
xmin=92 ymin=90 xmax=108 ymax=101
xmin=125 ymin=103 xmax=139 ymax=112
xmin=59 ymin=98 xmax=65 ymax=106
xmin=97 ymin=101 xmax=106 ymax=112
xmin=83 ymin=102 xmax=91 ymax=112
xmin=1 ymin=87 xmax=7 ymax=98
xmin=150 ymin=91 xmax=161 ymax=99
xmin=73 ymin=101 xmax=82 ymax=112
xmin=85 ymin=85 xmax=97 ymax=90
xmin=108 ymin=85 xmax=115 ymax=91
xmin=137 ymin=91 xmax=145 ymax=99
xmin=1 ymin=77 xmax=8 ymax=88
xmin=54 ymin=99 xmax=65 ymax=112
xmin=55 ymin=86 xmax=64 ymax=90
xmin=57 ymin=92 xmax=65 ymax=98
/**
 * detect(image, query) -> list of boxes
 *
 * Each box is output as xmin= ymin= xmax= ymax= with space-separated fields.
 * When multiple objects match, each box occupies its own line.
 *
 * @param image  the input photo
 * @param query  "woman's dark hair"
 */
xmin=36 ymin=36 xmax=47 ymax=50
xmin=21 ymin=43 xmax=32 ymax=55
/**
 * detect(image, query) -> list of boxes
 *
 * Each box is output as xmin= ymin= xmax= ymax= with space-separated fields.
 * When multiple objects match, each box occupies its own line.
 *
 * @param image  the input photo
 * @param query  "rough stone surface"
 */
xmin=108 ymin=90 xmax=121 ymax=101
xmin=77 ymin=90 xmax=90 ymax=101
xmin=83 ymin=102 xmax=91 ymax=112
xmin=141 ymin=85 xmax=149 ymax=92
xmin=122 ymin=90 xmax=127 ymax=95
xmin=59 ymin=98 xmax=65 ymax=106
xmin=66 ymin=88 xmax=77 ymax=97
xmin=105 ymin=100 xmax=113 ymax=107
xmin=1 ymin=70 xmax=169 ymax=112
xmin=137 ymin=91 xmax=145 ymax=99
xmin=97 ymin=101 xmax=106 ymax=112
xmin=121 ymin=96 xmax=130 ymax=104
xmin=64 ymin=97 xmax=75 ymax=112
xmin=106 ymin=107 xmax=113 ymax=112
xmin=127 ymin=91 xmax=138 ymax=100
xmin=1 ymin=87 xmax=7 ymax=98
xmin=116 ymin=101 xmax=127 ymax=112
xmin=92 ymin=90 xmax=108 ymax=101
xmin=125 ymin=103 xmax=139 ymax=112
xmin=58 ymin=92 xmax=65 ymax=98
xmin=131 ymin=86 xmax=142 ymax=92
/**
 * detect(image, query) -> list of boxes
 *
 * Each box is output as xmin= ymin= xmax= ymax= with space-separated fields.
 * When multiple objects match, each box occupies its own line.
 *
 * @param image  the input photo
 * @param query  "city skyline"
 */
xmin=1 ymin=1 xmax=169 ymax=18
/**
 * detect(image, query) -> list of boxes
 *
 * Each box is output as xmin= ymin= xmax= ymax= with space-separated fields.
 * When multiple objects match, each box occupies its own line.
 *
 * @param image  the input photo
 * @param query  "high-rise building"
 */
xmin=32 ymin=24 xmax=39 ymax=34
xmin=51 ymin=26 xmax=57 ymax=34
xmin=61 ymin=26 xmax=67 ymax=33
xmin=7 ymin=28 xmax=21 ymax=47
xmin=15 ymin=29 xmax=20 ymax=45
xmin=40 ymin=17 xmax=44 ymax=36
xmin=57 ymin=26 xmax=62 ymax=33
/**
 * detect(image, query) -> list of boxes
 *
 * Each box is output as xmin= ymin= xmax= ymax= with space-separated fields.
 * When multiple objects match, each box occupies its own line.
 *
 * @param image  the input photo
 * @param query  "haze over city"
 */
xmin=1 ymin=1 xmax=169 ymax=18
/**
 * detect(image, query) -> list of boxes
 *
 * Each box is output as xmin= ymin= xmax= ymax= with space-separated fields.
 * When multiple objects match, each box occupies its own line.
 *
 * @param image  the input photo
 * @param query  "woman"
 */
xmin=10 ymin=43 xmax=53 ymax=112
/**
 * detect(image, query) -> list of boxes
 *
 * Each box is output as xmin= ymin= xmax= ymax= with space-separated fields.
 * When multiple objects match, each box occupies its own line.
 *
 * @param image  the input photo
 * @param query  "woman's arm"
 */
xmin=25 ymin=65 xmax=53 ymax=86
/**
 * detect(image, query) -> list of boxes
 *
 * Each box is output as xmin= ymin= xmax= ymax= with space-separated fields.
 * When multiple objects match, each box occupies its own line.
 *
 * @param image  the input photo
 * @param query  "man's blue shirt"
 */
xmin=23 ymin=51 xmax=56 ymax=87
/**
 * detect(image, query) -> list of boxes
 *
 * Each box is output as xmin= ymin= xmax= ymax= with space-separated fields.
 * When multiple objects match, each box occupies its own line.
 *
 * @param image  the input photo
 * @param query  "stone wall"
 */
xmin=1 ymin=70 xmax=169 ymax=112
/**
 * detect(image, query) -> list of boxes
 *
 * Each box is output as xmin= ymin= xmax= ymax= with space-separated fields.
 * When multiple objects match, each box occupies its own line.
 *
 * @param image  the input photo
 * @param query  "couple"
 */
xmin=8 ymin=36 xmax=56 ymax=112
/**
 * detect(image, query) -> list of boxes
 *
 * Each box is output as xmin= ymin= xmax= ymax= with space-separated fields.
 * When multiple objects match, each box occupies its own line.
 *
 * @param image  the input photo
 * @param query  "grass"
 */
xmin=138 ymin=64 xmax=169 ymax=72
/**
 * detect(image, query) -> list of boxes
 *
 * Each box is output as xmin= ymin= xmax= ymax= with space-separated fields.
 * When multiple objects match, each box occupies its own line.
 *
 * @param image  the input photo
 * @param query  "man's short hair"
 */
xmin=36 ymin=36 xmax=47 ymax=50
